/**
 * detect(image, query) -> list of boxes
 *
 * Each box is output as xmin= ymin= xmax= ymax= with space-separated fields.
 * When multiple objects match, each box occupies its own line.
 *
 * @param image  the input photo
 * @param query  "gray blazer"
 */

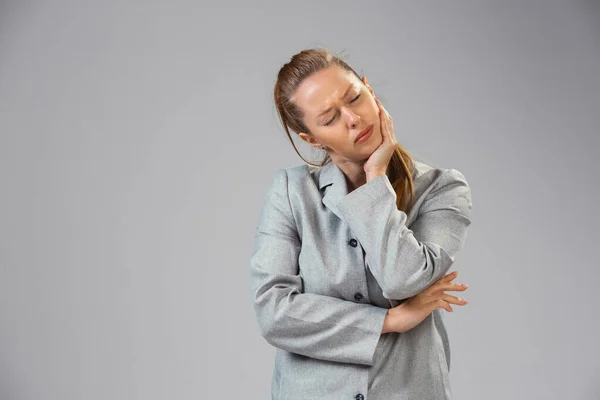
xmin=249 ymin=159 xmax=472 ymax=400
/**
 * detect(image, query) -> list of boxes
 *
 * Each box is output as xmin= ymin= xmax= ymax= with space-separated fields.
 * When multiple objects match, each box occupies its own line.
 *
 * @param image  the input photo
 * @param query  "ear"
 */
xmin=298 ymin=132 xmax=323 ymax=149
xmin=361 ymin=76 xmax=375 ymax=96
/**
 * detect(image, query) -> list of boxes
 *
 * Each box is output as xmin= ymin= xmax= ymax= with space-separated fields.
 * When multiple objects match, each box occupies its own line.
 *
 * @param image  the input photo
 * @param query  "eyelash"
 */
xmin=324 ymin=93 xmax=361 ymax=126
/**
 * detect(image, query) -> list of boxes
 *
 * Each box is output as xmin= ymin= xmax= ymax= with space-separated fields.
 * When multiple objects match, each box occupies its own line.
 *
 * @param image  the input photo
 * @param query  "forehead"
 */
xmin=293 ymin=67 xmax=358 ymax=117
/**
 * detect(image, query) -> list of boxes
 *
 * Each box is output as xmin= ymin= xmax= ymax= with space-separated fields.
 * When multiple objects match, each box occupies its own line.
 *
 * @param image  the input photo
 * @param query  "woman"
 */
xmin=249 ymin=48 xmax=473 ymax=399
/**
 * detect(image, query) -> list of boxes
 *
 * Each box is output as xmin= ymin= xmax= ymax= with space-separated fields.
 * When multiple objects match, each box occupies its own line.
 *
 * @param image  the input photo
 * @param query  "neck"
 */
xmin=335 ymin=158 xmax=368 ymax=192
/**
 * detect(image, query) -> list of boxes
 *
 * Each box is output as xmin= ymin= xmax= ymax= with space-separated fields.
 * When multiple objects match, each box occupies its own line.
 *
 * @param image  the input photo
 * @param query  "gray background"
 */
xmin=1 ymin=1 xmax=599 ymax=399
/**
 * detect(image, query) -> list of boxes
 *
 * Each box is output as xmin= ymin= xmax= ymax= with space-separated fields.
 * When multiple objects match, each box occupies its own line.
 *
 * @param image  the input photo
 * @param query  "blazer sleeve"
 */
xmin=249 ymin=168 xmax=389 ymax=367
xmin=335 ymin=169 xmax=472 ymax=300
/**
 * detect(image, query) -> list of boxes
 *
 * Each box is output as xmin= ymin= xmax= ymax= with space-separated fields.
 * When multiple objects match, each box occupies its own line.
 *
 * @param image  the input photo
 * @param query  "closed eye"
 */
xmin=323 ymin=94 xmax=361 ymax=126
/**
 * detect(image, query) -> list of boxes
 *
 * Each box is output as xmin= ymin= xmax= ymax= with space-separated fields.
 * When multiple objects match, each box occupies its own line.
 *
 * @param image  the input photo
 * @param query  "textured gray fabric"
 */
xmin=249 ymin=159 xmax=472 ymax=399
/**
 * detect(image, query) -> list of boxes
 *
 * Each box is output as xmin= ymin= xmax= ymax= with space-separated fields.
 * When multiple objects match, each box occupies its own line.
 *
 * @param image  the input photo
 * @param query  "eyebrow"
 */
xmin=317 ymin=83 xmax=356 ymax=118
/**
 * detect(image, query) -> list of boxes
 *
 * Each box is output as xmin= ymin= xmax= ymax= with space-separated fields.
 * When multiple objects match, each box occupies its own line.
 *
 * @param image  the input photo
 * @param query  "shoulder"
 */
xmin=411 ymin=159 xmax=472 ymax=216
xmin=282 ymin=163 xmax=316 ymax=179
xmin=267 ymin=163 xmax=320 ymax=192
xmin=412 ymin=159 xmax=470 ymax=193
xmin=260 ymin=165 xmax=320 ymax=229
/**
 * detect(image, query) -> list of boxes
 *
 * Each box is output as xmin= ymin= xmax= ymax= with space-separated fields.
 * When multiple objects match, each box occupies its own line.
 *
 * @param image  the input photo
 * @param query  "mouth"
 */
xmin=354 ymin=125 xmax=374 ymax=143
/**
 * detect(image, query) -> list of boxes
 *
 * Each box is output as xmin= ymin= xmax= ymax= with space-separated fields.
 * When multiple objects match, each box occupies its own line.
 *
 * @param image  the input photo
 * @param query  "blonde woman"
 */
xmin=249 ymin=48 xmax=473 ymax=399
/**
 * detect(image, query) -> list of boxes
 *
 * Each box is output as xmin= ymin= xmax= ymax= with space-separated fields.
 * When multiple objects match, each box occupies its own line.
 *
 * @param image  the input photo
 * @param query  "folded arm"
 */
xmin=249 ymin=169 xmax=388 ymax=366
xmin=335 ymin=169 xmax=472 ymax=300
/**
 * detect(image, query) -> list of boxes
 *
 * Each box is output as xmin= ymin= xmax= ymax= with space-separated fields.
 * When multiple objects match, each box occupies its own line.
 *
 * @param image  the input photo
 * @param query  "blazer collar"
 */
xmin=317 ymin=161 xmax=349 ymax=219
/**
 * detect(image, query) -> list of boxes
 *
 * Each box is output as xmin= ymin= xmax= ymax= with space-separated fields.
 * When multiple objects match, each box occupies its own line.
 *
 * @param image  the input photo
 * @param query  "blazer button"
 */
xmin=354 ymin=292 xmax=364 ymax=301
xmin=348 ymin=238 xmax=358 ymax=247
xmin=355 ymin=394 xmax=364 ymax=400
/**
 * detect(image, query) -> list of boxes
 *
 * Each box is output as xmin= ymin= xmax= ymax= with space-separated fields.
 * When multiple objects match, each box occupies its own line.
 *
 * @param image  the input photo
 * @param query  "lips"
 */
xmin=355 ymin=125 xmax=373 ymax=143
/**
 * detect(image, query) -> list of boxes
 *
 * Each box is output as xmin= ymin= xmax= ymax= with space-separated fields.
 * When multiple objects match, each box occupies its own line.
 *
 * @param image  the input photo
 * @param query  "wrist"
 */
xmin=365 ymin=169 xmax=386 ymax=182
xmin=381 ymin=309 xmax=395 ymax=334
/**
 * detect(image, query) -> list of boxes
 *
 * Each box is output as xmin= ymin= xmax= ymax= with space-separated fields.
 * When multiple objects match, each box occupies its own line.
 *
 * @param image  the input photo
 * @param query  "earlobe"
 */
xmin=299 ymin=132 xmax=317 ymax=146
xmin=299 ymin=131 xmax=325 ymax=150
xmin=300 ymin=134 xmax=325 ymax=150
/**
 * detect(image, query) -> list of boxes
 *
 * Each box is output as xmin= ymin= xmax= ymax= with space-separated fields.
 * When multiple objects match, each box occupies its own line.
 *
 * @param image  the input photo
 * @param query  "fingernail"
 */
xmin=462 ymin=284 xmax=469 ymax=288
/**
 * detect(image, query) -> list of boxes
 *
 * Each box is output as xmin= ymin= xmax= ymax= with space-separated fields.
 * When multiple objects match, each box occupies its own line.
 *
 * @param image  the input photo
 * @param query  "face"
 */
xmin=294 ymin=66 xmax=382 ymax=162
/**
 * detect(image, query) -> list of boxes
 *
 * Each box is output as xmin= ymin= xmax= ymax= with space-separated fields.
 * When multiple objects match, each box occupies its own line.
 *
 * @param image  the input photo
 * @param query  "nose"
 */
xmin=342 ymin=108 xmax=361 ymax=128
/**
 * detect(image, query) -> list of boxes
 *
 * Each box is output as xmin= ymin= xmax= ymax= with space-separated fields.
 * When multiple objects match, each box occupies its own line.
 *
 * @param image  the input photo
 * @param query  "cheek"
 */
xmin=365 ymin=96 xmax=379 ymax=116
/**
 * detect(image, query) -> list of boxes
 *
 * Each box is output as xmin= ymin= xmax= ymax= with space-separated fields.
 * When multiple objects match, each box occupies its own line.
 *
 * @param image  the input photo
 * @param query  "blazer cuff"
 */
xmin=337 ymin=174 xmax=397 ymax=217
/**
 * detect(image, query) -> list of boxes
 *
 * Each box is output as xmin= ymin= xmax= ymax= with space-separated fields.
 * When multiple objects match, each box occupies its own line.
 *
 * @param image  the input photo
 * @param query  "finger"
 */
xmin=421 ymin=273 xmax=458 ymax=297
xmin=383 ymin=106 xmax=391 ymax=119
xmin=385 ymin=117 xmax=394 ymax=143
xmin=380 ymin=104 xmax=390 ymax=121
xmin=439 ymin=293 xmax=468 ymax=305
xmin=379 ymin=105 xmax=387 ymax=135
xmin=421 ymin=297 xmax=450 ymax=313
xmin=438 ymin=271 xmax=459 ymax=284
xmin=431 ymin=281 xmax=469 ymax=294
xmin=375 ymin=97 xmax=383 ymax=112
xmin=377 ymin=104 xmax=396 ymax=145
xmin=378 ymin=101 xmax=391 ymax=121
xmin=379 ymin=102 xmax=391 ymax=118
xmin=428 ymin=299 xmax=453 ymax=313
xmin=386 ymin=114 xmax=395 ymax=142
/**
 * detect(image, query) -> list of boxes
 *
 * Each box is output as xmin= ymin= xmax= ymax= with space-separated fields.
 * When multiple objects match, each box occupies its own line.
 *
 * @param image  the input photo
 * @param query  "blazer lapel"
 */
xmin=318 ymin=161 xmax=349 ymax=221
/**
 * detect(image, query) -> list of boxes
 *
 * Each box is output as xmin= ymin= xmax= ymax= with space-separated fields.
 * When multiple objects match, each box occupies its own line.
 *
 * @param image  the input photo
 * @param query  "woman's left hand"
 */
xmin=364 ymin=97 xmax=398 ymax=180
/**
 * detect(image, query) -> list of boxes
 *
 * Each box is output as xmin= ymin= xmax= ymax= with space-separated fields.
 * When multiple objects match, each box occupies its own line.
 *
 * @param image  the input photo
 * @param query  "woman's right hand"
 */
xmin=382 ymin=271 xmax=469 ymax=334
